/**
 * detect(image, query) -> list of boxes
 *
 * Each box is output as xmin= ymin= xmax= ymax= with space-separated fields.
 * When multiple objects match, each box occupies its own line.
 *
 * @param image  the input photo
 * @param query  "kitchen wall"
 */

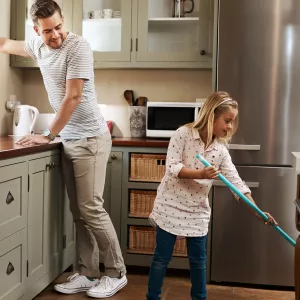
xmin=22 ymin=69 xmax=213 ymax=137
xmin=0 ymin=0 xmax=24 ymax=135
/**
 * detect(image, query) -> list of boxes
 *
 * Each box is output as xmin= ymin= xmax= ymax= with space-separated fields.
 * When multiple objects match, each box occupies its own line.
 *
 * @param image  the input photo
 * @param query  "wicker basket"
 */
xmin=128 ymin=226 xmax=187 ymax=257
xmin=129 ymin=190 xmax=156 ymax=218
xmin=130 ymin=153 xmax=166 ymax=182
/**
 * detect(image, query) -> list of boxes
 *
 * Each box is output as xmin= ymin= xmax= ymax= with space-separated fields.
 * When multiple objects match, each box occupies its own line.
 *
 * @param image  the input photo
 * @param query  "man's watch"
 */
xmin=43 ymin=129 xmax=55 ymax=141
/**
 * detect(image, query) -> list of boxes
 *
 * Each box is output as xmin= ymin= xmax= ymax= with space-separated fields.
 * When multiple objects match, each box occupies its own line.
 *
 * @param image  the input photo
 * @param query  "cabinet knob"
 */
xmin=46 ymin=162 xmax=55 ymax=171
xmin=6 ymin=262 xmax=15 ymax=275
xmin=111 ymin=154 xmax=117 ymax=160
xmin=200 ymin=50 xmax=206 ymax=56
xmin=6 ymin=191 xmax=14 ymax=205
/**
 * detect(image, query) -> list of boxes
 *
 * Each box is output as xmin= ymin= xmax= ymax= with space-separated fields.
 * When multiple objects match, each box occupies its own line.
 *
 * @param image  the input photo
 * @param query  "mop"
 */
xmin=196 ymin=154 xmax=296 ymax=247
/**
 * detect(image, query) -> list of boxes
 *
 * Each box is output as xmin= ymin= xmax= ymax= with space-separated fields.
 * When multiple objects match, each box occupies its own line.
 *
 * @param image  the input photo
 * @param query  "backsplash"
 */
xmin=22 ymin=69 xmax=212 ymax=137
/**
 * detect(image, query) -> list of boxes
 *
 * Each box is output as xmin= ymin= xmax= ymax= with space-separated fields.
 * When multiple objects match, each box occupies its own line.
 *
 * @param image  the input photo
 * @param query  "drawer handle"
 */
xmin=6 ymin=262 xmax=15 ymax=275
xmin=6 ymin=192 xmax=14 ymax=204
xmin=46 ymin=162 xmax=55 ymax=171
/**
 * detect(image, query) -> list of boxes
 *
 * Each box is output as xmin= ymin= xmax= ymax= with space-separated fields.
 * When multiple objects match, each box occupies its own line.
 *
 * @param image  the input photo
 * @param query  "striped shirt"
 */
xmin=25 ymin=32 xmax=108 ymax=140
xmin=149 ymin=126 xmax=251 ymax=237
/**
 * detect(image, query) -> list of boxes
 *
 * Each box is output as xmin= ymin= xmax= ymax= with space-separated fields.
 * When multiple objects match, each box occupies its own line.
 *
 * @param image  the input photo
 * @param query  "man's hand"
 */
xmin=16 ymin=135 xmax=51 ymax=146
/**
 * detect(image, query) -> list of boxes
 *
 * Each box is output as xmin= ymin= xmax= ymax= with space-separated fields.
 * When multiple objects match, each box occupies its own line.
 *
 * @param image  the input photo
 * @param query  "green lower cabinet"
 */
xmin=111 ymin=146 xmax=211 ymax=276
xmin=110 ymin=146 xmax=190 ymax=270
xmin=0 ymin=150 xmax=76 ymax=300
xmin=103 ymin=151 xmax=123 ymax=241
xmin=26 ymin=153 xmax=67 ymax=299
xmin=0 ymin=229 xmax=27 ymax=300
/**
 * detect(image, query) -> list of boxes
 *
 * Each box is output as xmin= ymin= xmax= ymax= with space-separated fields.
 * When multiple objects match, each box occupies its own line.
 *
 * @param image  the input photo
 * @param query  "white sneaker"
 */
xmin=86 ymin=275 xmax=127 ymax=298
xmin=54 ymin=273 xmax=99 ymax=294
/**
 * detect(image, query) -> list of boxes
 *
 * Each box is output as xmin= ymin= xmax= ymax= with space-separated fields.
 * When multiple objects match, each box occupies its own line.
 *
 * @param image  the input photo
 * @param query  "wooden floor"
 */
xmin=34 ymin=271 xmax=295 ymax=300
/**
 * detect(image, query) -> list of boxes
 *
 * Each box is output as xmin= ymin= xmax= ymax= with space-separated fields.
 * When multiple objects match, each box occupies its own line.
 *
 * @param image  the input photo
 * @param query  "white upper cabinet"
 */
xmin=10 ymin=0 xmax=73 ymax=67
xmin=72 ymin=0 xmax=132 ymax=63
xmin=135 ymin=0 xmax=212 ymax=67
xmin=11 ymin=0 xmax=213 ymax=68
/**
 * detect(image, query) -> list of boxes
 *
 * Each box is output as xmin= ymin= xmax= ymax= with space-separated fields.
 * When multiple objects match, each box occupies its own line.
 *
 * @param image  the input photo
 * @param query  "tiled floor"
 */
xmin=34 ymin=270 xmax=295 ymax=300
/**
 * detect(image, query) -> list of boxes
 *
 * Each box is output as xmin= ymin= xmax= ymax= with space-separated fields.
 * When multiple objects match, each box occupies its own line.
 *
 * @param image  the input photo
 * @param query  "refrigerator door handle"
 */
xmin=228 ymin=144 xmax=261 ymax=151
xmin=213 ymin=180 xmax=259 ymax=188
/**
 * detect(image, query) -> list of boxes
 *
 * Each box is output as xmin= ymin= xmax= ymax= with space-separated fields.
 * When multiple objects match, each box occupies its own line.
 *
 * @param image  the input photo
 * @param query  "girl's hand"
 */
xmin=199 ymin=165 xmax=220 ymax=179
xmin=255 ymin=212 xmax=279 ymax=226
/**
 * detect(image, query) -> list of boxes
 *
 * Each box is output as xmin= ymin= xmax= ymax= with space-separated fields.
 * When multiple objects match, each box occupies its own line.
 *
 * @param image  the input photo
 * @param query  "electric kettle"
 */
xmin=12 ymin=105 xmax=39 ymax=136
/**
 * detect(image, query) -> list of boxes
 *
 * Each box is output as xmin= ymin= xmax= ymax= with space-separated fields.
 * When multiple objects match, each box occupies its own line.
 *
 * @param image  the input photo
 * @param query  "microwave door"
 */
xmin=146 ymin=106 xmax=197 ymax=138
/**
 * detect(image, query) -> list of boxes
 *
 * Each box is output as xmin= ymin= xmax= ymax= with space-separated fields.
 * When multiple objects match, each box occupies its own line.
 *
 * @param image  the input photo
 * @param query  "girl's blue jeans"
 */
xmin=146 ymin=226 xmax=207 ymax=300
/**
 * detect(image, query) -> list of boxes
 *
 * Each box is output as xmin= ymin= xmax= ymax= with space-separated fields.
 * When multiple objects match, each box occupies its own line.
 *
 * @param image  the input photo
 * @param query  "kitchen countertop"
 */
xmin=0 ymin=136 xmax=170 ymax=160
xmin=0 ymin=136 xmax=62 ymax=160
xmin=111 ymin=137 xmax=169 ymax=148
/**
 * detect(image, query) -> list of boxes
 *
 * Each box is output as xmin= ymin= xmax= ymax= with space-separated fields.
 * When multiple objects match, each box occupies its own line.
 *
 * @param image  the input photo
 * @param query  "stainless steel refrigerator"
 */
xmin=211 ymin=0 xmax=300 ymax=286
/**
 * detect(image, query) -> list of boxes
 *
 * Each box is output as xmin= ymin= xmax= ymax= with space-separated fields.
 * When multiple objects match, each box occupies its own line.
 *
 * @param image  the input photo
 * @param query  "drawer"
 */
xmin=130 ymin=153 xmax=166 ymax=182
xmin=0 ymin=229 xmax=27 ymax=300
xmin=0 ymin=163 xmax=28 ymax=241
xmin=129 ymin=190 xmax=156 ymax=218
xmin=128 ymin=226 xmax=187 ymax=257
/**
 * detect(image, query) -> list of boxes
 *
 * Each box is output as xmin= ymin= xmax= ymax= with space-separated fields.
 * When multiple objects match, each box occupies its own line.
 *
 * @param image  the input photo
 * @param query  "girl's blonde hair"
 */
xmin=186 ymin=91 xmax=239 ymax=147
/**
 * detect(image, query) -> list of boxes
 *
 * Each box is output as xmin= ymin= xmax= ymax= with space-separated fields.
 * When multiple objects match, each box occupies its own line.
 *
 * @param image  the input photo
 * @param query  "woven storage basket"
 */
xmin=129 ymin=190 xmax=156 ymax=218
xmin=128 ymin=226 xmax=187 ymax=256
xmin=130 ymin=153 xmax=166 ymax=182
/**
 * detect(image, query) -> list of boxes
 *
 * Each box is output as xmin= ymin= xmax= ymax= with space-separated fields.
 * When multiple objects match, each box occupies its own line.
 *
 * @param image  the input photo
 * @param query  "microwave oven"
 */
xmin=146 ymin=102 xmax=202 ymax=138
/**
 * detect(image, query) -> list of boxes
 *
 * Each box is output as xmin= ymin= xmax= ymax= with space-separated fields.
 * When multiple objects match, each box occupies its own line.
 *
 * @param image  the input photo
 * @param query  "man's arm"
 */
xmin=0 ymin=38 xmax=30 ymax=57
xmin=15 ymin=79 xmax=84 ymax=146
xmin=49 ymin=78 xmax=85 ymax=136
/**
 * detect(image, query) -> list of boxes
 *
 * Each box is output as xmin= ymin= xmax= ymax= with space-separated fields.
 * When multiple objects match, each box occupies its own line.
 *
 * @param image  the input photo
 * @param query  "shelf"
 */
xmin=83 ymin=18 xmax=121 ymax=23
xmin=148 ymin=17 xmax=198 ymax=24
xmin=123 ymin=252 xmax=189 ymax=269
xmin=127 ymin=249 xmax=188 ymax=258
xmin=127 ymin=182 xmax=159 ymax=190
xmin=127 ymin=218 xmax=150 ymax=226
xmin=128 ymin=214 xmax=149 ymax=219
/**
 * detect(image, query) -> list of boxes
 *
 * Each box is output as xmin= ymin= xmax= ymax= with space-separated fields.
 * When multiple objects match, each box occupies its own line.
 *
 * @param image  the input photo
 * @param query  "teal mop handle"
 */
xmin=196 ymin=154 xmax=296 ymax=247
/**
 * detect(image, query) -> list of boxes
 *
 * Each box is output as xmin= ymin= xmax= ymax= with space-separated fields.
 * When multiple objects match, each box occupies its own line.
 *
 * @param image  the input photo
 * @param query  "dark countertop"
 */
xmin=0 ymin=136 xmax=62 ymax=160
xmin=0 ymin=136 xmax=170 ymax=160
xmin=111 ymin=137 xmax=169 ymax=148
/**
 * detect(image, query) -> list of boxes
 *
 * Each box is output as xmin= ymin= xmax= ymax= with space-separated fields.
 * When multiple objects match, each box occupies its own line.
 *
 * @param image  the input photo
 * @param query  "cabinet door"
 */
xmin=27 ymin=155 xmax=63 ymax=285
xmin=72 ymin=0 xmax=132 ymax=63
xmin=0 ymin=162 xmax=28 ymax=241
xmin=0 ymin=229 xmax=27 ymax=300
xmin=27 ymin=157 xmax=48 ymax=286
xmin=44 ymin=155 xmax=63 ymax=275
xmin=10 ymin=0 xmax=73 ymax=67
xmin=103 ymin=152 xmax=122 ymax=240
xmin=62 ymin=187 xmax=76 ymax=271
xmin=135 ymin=0 xmax=212 ymax=66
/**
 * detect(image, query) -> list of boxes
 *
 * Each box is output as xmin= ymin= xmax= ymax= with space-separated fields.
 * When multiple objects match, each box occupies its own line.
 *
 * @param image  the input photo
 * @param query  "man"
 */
xmin=0 ymin=0 xmax=127 ymax=298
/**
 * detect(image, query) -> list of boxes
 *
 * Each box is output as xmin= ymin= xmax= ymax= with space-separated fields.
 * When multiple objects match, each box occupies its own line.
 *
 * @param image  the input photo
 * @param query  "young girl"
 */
xmin=146 ymin=91 xmax=277 ymax=300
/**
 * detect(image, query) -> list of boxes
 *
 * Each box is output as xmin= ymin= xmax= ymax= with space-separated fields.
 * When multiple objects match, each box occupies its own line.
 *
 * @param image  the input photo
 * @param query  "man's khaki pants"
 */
xmin=61 ymin=132 xmax=126 ymax=278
